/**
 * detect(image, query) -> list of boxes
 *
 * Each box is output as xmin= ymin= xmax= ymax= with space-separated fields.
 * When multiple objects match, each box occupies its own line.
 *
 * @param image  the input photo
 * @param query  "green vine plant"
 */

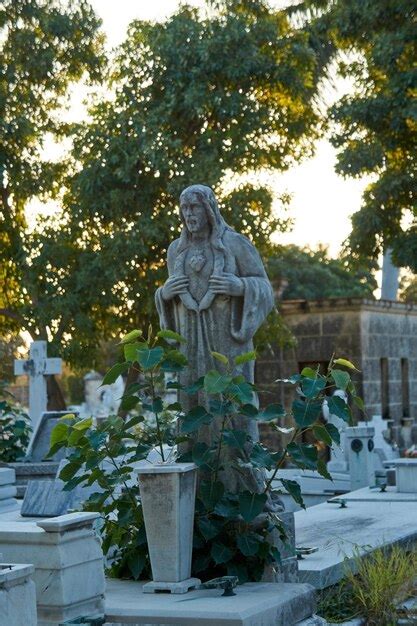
xmin=48 ymin=328 xmax=364 ymax=582
xmin=0 ymin=381 xmax=32 ymax=463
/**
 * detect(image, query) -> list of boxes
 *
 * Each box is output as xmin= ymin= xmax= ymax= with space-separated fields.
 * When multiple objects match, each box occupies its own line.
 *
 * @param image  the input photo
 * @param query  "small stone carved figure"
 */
xmin=155 ymin=184 xmax=274 ymax=494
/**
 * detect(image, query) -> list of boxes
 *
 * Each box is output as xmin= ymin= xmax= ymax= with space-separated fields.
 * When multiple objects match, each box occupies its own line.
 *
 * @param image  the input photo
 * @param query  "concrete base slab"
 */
xmin=142 ymin=577 xmax=201 ymax=594
xmin=104 ymin=579 xmax=316 ymax=625
xmin=295 ymin=499 xmax=417 ymax=589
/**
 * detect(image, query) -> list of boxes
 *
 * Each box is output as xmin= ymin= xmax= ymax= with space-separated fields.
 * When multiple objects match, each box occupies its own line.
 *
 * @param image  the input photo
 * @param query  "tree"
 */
xmin=298 ymin=0 xmax=416 ymax=269
xmin=267 ymin=244 xmax=377 ymax=300
xmin=14 ymin=0 xmax=326 ymax=369
xmin=399 ymin=274 xmax=417 ymax=303
xmin=0 ymin=0 xmax=104 ymax=349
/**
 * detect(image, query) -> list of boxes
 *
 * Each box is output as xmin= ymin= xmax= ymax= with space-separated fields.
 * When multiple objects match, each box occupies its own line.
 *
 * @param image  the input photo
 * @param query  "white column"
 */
xmin=381 ymin=248 xmax=399 ymax=301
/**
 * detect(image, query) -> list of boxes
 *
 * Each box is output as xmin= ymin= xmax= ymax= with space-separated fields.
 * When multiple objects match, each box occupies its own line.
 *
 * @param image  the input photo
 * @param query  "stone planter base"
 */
xmin=143 ymin=576 xmax=201 ymax=594
xmin=105 ymin=579 xmax=317 ymax=626
xmin=136 ymin=463 xmax=198 ymax=591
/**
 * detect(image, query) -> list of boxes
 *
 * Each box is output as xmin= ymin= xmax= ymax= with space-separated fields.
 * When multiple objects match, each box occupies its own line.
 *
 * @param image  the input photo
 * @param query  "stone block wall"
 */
xmin=360 ymin=302 xmax=417 ymax=421
xmin=256 ymin=298 xmax=417 ymax=451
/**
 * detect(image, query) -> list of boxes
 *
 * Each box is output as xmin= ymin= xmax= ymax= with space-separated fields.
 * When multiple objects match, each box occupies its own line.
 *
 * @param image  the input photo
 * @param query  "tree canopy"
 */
xmin=301 ymin=0 xmax=416 ymax=269
xmin=3 ymin=0 xmax=326 ymax=368
xmin=267 ymin=244 xmax=377 ymax=300
xmin=0 ymin=0 xmax=105 ymax=346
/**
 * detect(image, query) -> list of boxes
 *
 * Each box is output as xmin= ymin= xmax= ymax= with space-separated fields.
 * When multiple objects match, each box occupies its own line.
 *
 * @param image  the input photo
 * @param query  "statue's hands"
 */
xmin=209 ymin=273 xmax=244 ymax=297
xmin=161 ymin=276 xmax=189 ymax=301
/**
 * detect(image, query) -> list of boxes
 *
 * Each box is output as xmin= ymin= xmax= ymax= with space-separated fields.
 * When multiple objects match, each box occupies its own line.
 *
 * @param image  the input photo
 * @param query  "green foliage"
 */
xmin=50 ymin=327 xmax=362 ymax=583
xmin=300 ymin=0 xmax=416 ymax=270
xmin=0 ymin=0 xmax=104 ymax=347
xmin=345 ymin=545 xmax=417 ymax=626
xmin=399 ymin=274 xmax=417 ymax=304
xmin=267 ymin=244 xmax=377 ymax=300
xmin=2 ymin=0 xmax=326 ymax=370
xmin=318 ymin=546 xmax=417 ymax=625
xmin=0 ymin=382 xmax=31 ymax=462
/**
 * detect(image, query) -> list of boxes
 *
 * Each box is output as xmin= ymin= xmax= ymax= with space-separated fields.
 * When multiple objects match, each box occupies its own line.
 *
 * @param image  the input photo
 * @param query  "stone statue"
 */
xmin=155 ymin=184 xmax=275 ymax=495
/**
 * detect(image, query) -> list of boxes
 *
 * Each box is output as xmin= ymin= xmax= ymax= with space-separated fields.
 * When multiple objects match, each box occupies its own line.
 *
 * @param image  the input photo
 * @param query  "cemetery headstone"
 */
xmin=84 ymin=370 xmax=123 ymax=418
xmin=25 ymin=410 xmax=77 ymax=463
xmin=7 ymin=411 xmax=78 ymax=499
xmin=20 ymin=458 xmax=102 ymax=518
xmin=391 ymin=458 xmax=417 ymax=493
xmin=14 ymin=341 xmax=62 ymax=429
xmin=346 ymin=424 xmax=375 ymax=490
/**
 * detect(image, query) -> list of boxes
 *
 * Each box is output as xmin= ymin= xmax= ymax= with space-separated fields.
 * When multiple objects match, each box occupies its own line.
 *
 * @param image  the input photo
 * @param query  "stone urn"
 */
xmin=136 ymin=462 xmax=201 ymax=594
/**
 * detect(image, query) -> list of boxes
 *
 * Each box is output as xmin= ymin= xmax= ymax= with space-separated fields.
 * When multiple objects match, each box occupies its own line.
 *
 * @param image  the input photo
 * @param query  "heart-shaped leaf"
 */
xmin=157 ymin=329 xmax=186 ymax=343
xmin=137 ymin=346 xmax=164 ymax=370
xmin=204 ymin=370 xmax=232 ymax=394
xmin=223 ymin=429 xmax=248 ymax=449
xmin=327 ymin=395 xmax=351 ymax=423
xmin=102 ymin=361 xmax=130 ymax=385
xmin=211 ymin=542 xmax=234 ymax=564
xmin=236 ymin=532 xmax=262 ymax=556
xmin=287 ymin=442 xmax=318 ymax=470
xmin=238 ymin=491 xmax=267 ymax=522
xmin=181 ymin=406 xmax=213 ymax=434
xmin=280 ymin=479 xmax=305 ymax=509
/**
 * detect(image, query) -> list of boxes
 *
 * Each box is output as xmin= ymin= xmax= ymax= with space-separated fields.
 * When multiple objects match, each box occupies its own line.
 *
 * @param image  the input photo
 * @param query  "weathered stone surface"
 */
xmin=0 ymin=468 xmax=15 ymax=486
xmin=104 ymin=579 xmax=316 ymax=626
xmin=25 ymin=411 xmax=76 ymax=463
xmin=136 ymin=463 xmax=198 ymax=587
xmin=7 ymin=461 xmax=60 ymax=498
xmin=0 ymin=512 xmax=105 ymax=623
xmin=331 ymin=485 xmax=417 ymax=503
xmin=0 ymin=563 xmax=37 ymax=626
xmin=20 ymin=480 xmax=74 ymax=517
xmin=155 ymin=184 xmax=274 ymax=495
xmin=14 ymin=340 xmax=62 ymax=429
xmin=256 ymin=298 xmax=417 ymax=437
xmin=0 ymin=468 xmax=19 ymax=513
xmin=346 ymin=425 xmax=375 ymax=490
xmin=295 ymin=498 xmax=417 ymax=589
xmin=391 ymin=458 xmax=417 ymax=493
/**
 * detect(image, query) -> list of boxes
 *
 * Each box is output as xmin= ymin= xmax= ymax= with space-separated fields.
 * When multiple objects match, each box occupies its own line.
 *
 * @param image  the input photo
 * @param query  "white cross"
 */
xmin=14 ymin=341 xmax=62 ymax=429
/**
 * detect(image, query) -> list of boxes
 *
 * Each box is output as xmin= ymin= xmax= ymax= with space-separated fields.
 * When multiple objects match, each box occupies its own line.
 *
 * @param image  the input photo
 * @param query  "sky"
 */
xmin=33 ymin=0 xmax=372 ymax=257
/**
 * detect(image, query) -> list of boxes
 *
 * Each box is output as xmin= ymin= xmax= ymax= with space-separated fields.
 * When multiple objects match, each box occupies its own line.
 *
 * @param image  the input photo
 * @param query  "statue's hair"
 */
xmin=177 ymin=184 xmax=230 ymax=253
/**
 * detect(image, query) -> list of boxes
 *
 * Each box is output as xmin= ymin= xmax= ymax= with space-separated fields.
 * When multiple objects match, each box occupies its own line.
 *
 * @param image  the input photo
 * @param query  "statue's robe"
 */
xmin=155 ymin=228 xmax=274 ymax=493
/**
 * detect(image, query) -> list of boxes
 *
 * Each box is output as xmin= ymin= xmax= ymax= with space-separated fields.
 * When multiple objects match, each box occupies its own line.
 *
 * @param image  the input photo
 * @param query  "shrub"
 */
xmin=0 ymin=382 xmax=31 ymax=462
xmin=49 ymin=327 xmax=362 ymax=581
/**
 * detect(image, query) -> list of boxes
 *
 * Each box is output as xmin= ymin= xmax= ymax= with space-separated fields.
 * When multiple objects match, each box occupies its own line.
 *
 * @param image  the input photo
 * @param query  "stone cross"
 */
xmin=14 ymin=341 xmax=62 ymax=429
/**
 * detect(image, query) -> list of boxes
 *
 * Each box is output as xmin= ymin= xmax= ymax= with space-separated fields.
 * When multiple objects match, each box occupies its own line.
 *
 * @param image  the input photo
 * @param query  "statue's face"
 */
xmin=180 ymin=193 xmax=209 ymax=233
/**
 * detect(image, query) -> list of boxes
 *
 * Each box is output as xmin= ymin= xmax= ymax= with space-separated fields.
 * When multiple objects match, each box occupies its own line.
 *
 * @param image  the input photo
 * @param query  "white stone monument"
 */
xmin=14 ymin=341 xmax=62 ymax=429
xmin=346 ymin=424 xmax=375 ymax=490
xmin=83 ymin=370 xmax=123 ymax=418
xmin=0 ymin=563 xmax=37 ymax=626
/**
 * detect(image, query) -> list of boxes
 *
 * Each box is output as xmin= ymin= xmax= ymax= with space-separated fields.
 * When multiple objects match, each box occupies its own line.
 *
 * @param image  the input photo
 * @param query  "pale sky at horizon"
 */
xmin=31 ymin=0 xmax=372 ymax=258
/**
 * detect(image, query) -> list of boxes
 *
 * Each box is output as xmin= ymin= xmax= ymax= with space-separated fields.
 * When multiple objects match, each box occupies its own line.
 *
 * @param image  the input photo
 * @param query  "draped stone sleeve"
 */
xmin=155 ymin=239 xmax=180 ymax=332
xmin=228 ymin=233 xmax=274 ymax=344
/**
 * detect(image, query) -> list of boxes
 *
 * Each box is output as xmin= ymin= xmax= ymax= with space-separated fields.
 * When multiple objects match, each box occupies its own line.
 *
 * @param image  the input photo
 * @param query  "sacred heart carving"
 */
xmin=189 ymin=252 xmax=206 ymax=273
